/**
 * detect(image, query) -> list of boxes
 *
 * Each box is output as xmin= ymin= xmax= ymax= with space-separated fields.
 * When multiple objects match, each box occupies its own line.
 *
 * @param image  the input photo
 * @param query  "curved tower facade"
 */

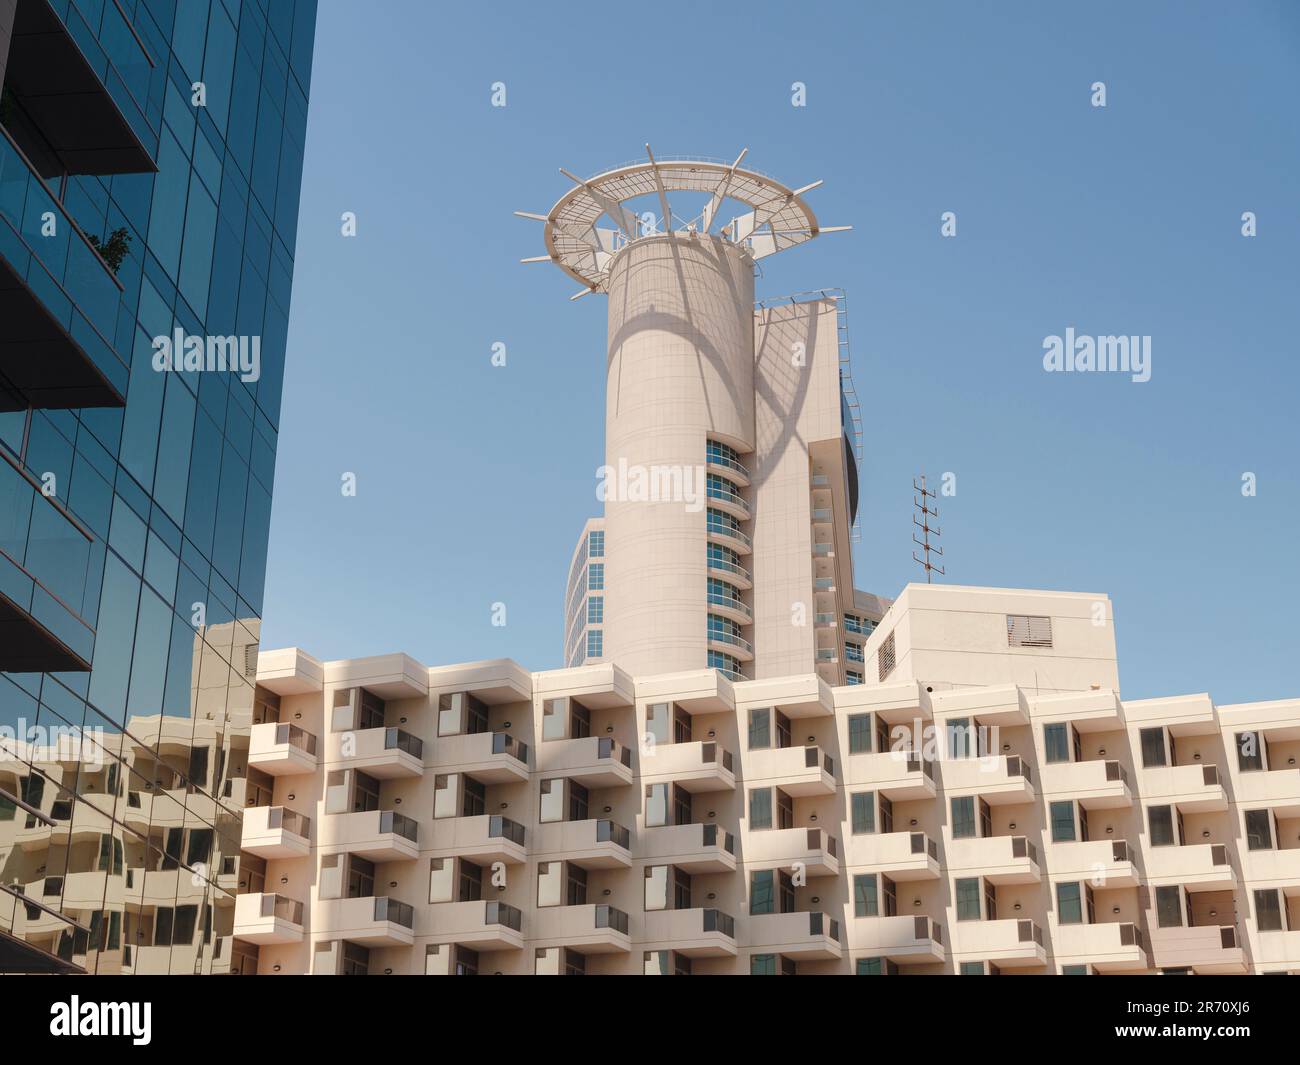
xmin=526 ymin=149 xmax=878 ymax=682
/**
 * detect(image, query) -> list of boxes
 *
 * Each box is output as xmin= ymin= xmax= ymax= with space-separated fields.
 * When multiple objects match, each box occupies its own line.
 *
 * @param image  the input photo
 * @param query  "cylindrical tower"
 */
xmin=522 ymin=147 xmax=846 ymax=678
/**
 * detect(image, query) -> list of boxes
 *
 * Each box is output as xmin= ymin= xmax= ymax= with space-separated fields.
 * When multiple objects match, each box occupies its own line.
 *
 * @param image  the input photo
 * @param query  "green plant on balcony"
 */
xmin=87 ymin=226 xmax=131 ymax=274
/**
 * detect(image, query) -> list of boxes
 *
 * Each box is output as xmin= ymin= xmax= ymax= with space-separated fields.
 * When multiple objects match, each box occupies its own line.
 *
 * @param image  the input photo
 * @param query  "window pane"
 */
xmin=749 ymin=787 xmax=772 ymax=830
xmin=1140 ymin=728 xmax=1167 ymax=768
xmin=848 ymin=714 xmax=871 ymax=754
xmin=1149 ymin=805 xmax=1175 ymax=847
xmin=955 ymin=877 xmax=981 ymax=921
xmin=1245 ymin=810 xmax=1273 ymax=851
xmin=1049 ymin=801 xmax=1076 ymax=842
xmin=951 ymin=796 xmax=976 ymax=839
xmin=854 ymin=874 xmax=878 ymax=917
xmin=1155 ymin=885 xmax=1182 ymax=928
xmin=1254 ymin=889 xmax=1282 ymax=932
xmin=748 ymin=708 xmax=770 ymax=750
xmin=1044 ymin=723 xmax=1070 ymax=764
xmin=750 ymin=870 xmax=775 ymax=915
xmin=1056 ymin=882 xmax=1083 ymax=924
xmin=851 ymin=792 xmax=875 ymax=834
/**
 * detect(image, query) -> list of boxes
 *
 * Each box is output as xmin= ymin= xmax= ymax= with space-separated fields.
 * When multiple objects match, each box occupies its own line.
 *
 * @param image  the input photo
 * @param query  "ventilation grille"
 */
xmin=877 ymin=632 xmax=896 ymax=682
xmin=1007 ymin=615 xmax=1053 ymax=649
xmin=244 ymin=644 xmax=258 ymax=678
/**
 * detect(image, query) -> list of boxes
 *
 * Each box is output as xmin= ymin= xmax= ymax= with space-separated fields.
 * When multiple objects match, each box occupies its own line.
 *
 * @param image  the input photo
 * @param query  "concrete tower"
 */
xmin=522 ymin=148 xmax=877 ymax=683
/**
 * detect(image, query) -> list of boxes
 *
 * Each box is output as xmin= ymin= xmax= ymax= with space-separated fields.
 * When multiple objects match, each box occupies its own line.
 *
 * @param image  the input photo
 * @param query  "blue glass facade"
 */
xmin=0 ymin=0 xmax=315 ymax=973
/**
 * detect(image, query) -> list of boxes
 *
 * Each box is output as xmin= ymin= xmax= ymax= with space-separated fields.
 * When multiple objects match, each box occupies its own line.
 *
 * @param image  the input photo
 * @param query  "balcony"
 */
xmin=1149 ymin=924 xmax=1247 ymax=974
xmin=535 ymin=736 xmax=632 ymax=788
xmin=639 ymin=822 xmax=736 ymax=873
xmin=707 ymin=554 xmax=751 ymax=589
xmin=852 ymin=750 xmax=936 ymax=800
xmin=1234 ymin=766 xmax=1300 ymax=815
xmin=247 ymin=722 xmax=318 ymax=776
xmin=1144 ymin=843 xmax=1236 ymax=891
xmin=746 ymin=745 xmax=836 ymax=797
xmin=941 ymin=755 xmax=1036 ymax=805
xmin=533 ymin=818 xmax=632 ymax=869
xmin=1053 ymin=921 xmax=1148 ymax=973
xmin=315 ymin=896 xmax=414 ymax=947
xmin=707 ymin=591 xmax=753 ymax=625
xmin=321 ymin=810 xmax=419 ymax=863
xmin=707 ymin=628 xmax=754 ymax=661
xmin=952 ymin=918 xmax=1046 ymax=969
xmin=643 ymin=908 xmax=738 ymax=958
xmin=843 ymin=831 xmax=940 ymax=881
xmin=1241 ymin=846 xmax=1300 ymax=889
xmin=747 ymin=911 xmax=842 ymax=960
xmin=232 ymin=893 xmax=304 ymax=945
xmin=745 ymin=827 xmax=839 ymax=878
xmin=641 ymin=740 xmax=735 ymax=792
xmin=1040 ymin=759 xmax=1132 ymax=809
xmin=706 ymin=450 xmax=750 ymax=485
xmin=1138 ymin=762 xmax=1227 ymax=812
xmin=427 ymin=814 xmax=527 ymax=866
xmin=431 ymin=731 xmax=530 ymax=783
xmin=947 ymin=835 xmax=1041 ymax=885
xmin=811 ymin=507 xmax=833 ymax=524
xmin=240 ymin=806 xmax=311 ymax=859
xmin=427 ymin=900 xmax=524 ymax=952
xmin=706 ymin=520 xmax=751 ymax=554
xmin=849 ymin=914 xmax=945 ymax=965
xmin=0 ymin=127 xmax=128 ymax=411
xmin=532 ymin=904 xmax=631 ymax=954
xmin=706 ymin=484 xmax=750 ymax=521
xmin=1046 ymin=839 xmax=1141 ymax=888
xmin=328 ymin=726 xmax=423 ymax=779
xmin=0 ymin=458 xmax=95 ymax=672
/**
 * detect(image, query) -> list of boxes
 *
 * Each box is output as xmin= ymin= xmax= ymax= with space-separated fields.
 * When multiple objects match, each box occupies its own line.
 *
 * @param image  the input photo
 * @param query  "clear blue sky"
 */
xmin=261 ymin=0 xmax=1300 ymax=704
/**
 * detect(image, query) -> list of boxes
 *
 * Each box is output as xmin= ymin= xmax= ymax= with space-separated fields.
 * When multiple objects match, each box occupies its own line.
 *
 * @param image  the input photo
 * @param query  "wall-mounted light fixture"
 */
xmin=809 ymin=813 xmax=818 ymax=823
xmin=707 ymin=892 xmax=716 ymax=901
xmin=1098 ymin=747 xmax=1107 ymax=756
xmin=500 ymin=802 xmax=508 ymax=810
xmin=806 ymin=735 xmax=816 ymax=745
xmin=1002 ymin=743 xmax=1011 ymax=753
xmin=602 ymin=888 xmax=611 ymax=897
xmin=707 ymin=729 xmax=716 ymax=739
xmin=1013 ymin=902 xmax=1022 ymax=911
xmin=909 ymin=818 xmax=918 ymax=828
xmin=603 ymin=805 xmax=612 ymax=814
xmin=280 ymin=876 xmax=288 ymax=885
xmin=1009 ymin=822 xmax=1017 ymax=831
xmin=913 ymin=898 xmax=922 ymax=907
xmin=287 ymin=793 xmax=296 ymax=801
xmin=606 ymin=725 xmax=614 ymax=734
xmin=394 ymin=797 xmax=401 ymax=805
xmin=1193 ymin=752 xmax=1202 ymax=761
xmin=389 ymin=881 xmax=397 ymax=889
xmin=400 ymin=717 xmax=407 ymax=724
xmin=503 ymin=721 xmax=512 ymax=729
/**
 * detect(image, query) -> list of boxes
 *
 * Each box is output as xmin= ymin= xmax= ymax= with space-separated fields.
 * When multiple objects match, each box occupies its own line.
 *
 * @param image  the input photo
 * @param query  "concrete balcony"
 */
xmin=535 ymin=736 xmax=633 ymax=788
xmin=247 ymin=722 xmax=318 ymax=776
xmin=1144 ymin=843 xmax=1236 ymax=891
xmin=427 ymin=814 xmax=527 ymax=866
xmin=639 ymin=822 xmax=737 ymax=873
xmin=707 ymin=629 xmax=754 ymax=662
xmin=643 ymin=908 xmax=737 ymax=958
xmin=1046 ymin=839 xmax=1141 ymax=888
xmin=531 ymin=904 xmax=631 ymax=954
xmin=1053 ymin=921 xmax=1148 ymax=973
xmin=320 ymin=810 xmax=419 ymax=862
xmin=1234 ymin=767 xmax=1300 ymax=816
xmin=430 ymin=731 xmax=530 ymax=783
xmin=232 ymin=893 xmax=304 ymax=945
xmin=641 ymin=740 xmax=735 ymax=792
xmin=1138 ymin=762 xmax=1227 ymax=812
xmin=747 ymin=911 xmax=842 ymax=960
xmin=427 ymin=900 xmax=524 ymax=951
xmin=947 ymin=835 xmax=1042 ymax=885
xmin=851 ymin=750 xmax=937 ymax=800
xmin=326 ymin=726 xmax=423 ymax=779
xmin=1149 ymin=924 xmax=1247 ymax=974
xmin=533 ymin=818 xmax=632 ymax=869
xmin=1040 ymin=759 xmax=1133 ymax=809
xmin=849 ymin=914 xmax=945 ymax=965
xmin=843 ymin=831 xmax=941 ymax=881
xmin=315 ymin=896 xmax=415 ymax=947
xmin=1241 ymin=847 xmax=1300 ymax=892
xmin=951 ymin=918 xmax=1046 ymax=968
xmin=745 ymin=827 xmax=839 ymax=878
xmin=240 ymin=806 xmax=311 ymax=859
xmin=942 ymin=755 xmax=1036 ymax=805
xmin=746 ymin=745 xmax=836 ymax=796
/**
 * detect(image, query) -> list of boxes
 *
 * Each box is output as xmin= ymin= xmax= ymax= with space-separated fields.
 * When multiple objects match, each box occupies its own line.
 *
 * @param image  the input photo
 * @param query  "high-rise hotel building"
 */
xmin=0 ymin=0 xmax=316 ymax=973
xmin=233 ymin=153 xmax=1299 ymax=975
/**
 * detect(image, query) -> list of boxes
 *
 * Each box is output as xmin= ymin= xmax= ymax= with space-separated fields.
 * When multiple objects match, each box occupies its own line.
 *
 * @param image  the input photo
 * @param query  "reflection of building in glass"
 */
xmin=0 ymin=0 xmax=316 ymax=974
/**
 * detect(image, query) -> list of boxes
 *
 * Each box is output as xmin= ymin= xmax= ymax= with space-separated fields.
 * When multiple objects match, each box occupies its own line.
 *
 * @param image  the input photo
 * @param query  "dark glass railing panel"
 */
xmin=485 ymin=901 xmax=522 ymax=931
xmin=374 ymin=897 xmax=414 ymax=929
xmin=1112 ymin=840 xmax=1132 ymax=863
xmin=1104 ymin=760 xmax=1128 ymax=783
xmin=491 ymin=732 xmax=529 ymax=764
xmin=1007 ymin=755 xmax=1032 ymax=784
xmin=268 ymin=807 xmax=310 ymax=838
xmin=260 ymin=894 xmax=303 ymax=924
xmin=1210 ymin=844 xmax=1228 ymax=866
xmin=274 ymin=723 xmax=318 ymax=755
xmin=596 ymin=819 xmax=630 ymax=849
xmin=488 ymin=815 xmax=525 ymax=846
xmin=378 ymin=810 xmax=419 ymax=842
xmin=702 ymin=909 xmax=735 ymax=938
xmin=804 ymin=747 xmax=818 ymax=768
xmin=595 ymin=737 xmax=632 ymax=767
xmin=595 ymin=905 xmax=629 ymax=934
xmin=1016 ymin=919 xmax=1044 ymax=945
xmin=1220 ymin=926 xmax=1237 ymax=949
xmin=1118 ymin=923 xmax=1142 ymax=948
xmin=1203 ymin=765 xmax=1220 ymax=786
xmin=384 ymin=727 xmax=424 ymax=758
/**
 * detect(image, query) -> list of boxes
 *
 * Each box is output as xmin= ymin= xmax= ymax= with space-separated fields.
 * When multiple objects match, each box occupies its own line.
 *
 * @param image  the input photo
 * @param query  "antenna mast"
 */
xmin=912 ymin=474 xmax=945 ymax=583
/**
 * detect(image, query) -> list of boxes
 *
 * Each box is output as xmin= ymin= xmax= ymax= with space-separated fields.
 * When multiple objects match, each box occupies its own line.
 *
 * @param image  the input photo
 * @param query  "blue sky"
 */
xmin=261 ymin=0 xmax=1300 ymax=704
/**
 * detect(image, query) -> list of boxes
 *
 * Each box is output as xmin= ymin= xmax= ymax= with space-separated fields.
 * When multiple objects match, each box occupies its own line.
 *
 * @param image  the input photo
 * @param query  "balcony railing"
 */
xmin=1112 ymin=840 xmax=1135 ymax=863
xmin=1202 ymin=765 xmax=1220 ymax=786
xmin=811 ymin=508 xmax=832 ymax=523
xmin=260 ymin=894 xmax=304 ymax=925
xmin=273 ymin=723 xmax=318 ymax=755
xmin=488 ymin=815 xmax=526 ymax=846
xmin=910 ymin=832 xmax=939 ymax=859
xmin=1104 ymin=760 xmax=1128 ymax=785
xmin=708 ymin=628 xmax=753 ymax=654
xmin=1006 ymin=755 xmax=1033 ymax=784
xmin=595 ymin=905 xmax=630 ymax=934
xmin=1010 ymin=836 xmax=1039 ymax=864
xmin=596 ymin=737 xmax=631 ymax=767
xmin=384 ymin=728 xmax=424 ymax=759
xmin=700 ymin=742 xmax=735 ymax=773
xmin=707 ymin=556 xmax=751 ymax=583
xmin=374 ymin=897 xmax=414 ymax=929
xmin=700 ymin=823 xmax=736 ymax=854
xmin=706 ymin=451 xmax=750 ymax=480
xmin=595 ymin=819 xmax=631 ymax=849
xmin=1118 ymin=922 xmax=1145 ymax=950
xmin=915 ymin=915 xmax=943 ymax=944
xmin=1220 ymin=926 xmax=1238 ymax=949
xmin=707 ymin=521 xmax=751 ymax=549
xmin=707 ymin=485 xmax=750 ymax=513
xmin=492 ymin=733 xmax=530 ymax=764
xmin=268 ymin=807 xmax=311 ymax=838
xmin=707 ymin=592 xmax=753 ymax=620
xmin=805 ymin=747 xmax=835 ymax=776
xmin=1016 ymin=919 xmax=1044 ymax=946
xmin=485 ymin=901 xmax=523 ymax=931
xmin=702 ymin=909 xmax=736 ymax=938
xmin=808 ymin=912 xmax=840 ymax=941
xmin=808 ymin=828 xmax=838 ymax=857
xmin=812 ymin=543 xmax=833 ymax=557
xmin=378 ymin=811 xmax=419 ymax=843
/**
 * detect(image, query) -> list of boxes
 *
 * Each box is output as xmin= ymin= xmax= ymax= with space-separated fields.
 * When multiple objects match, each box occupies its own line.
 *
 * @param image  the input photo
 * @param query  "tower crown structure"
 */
xmin=518 ymin=146 xmax=849 ymax=299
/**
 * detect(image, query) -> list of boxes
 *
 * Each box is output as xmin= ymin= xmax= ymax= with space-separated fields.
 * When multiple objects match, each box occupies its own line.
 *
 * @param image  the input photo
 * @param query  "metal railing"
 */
xmin=485 ymin=901 xmax=522 ymax=931
xmin=1112 ymin=840 xmax=1134 ymax=863
xmin=707 ymin=520 xmax=751 ymax=549
xmin=808 ymin=912 xmax=840 ymax=941
xmin=492 ymin=732 xmax=530 ymax=764
xmin=1006 ymin=755 xmax=1033 ymax=784
xmin=701 ymin=823 xmax=735 ymax=854
xmin=1016 ymin=919 xmax=1044 ymax=945
xmin=595 ymin=905 xmax=629 ymax=934
xmin=702 ymin=909 xmax=735 ymax=938
xmin=705 ymin=449 xmax=751 ymax=481
xmin=488 ymin=815 xmax=525 ymax=846
xmin=596 ymin=737 xmax=631 ymax=767
xmin=708 ymin=628 xmax=753 ymax=654
xmin=707 ymin=556 xmax=751 ymax=583
xmin=1118 ymin=922 xmax=1144 ymax=949
xmin=273 ymin=723 xmax=318 ymax=755
xmin=1104 ymin=760 xmax=1127 ymax=784
xmin=259 ymin=894 xmax=304 ymax=925
xmin=707 ymin=592 xmax=752 ymax=619
xmin=596 ymin=820 xmax=631 ymax=849
xmin=911 ymin=832 xmax=939 ymax=859
xmin=268 ymin=807 xmax=311 ymax=838
xmin=384 ymin=728 xmax=424 ymax=759
xmin=374 ymin=897 xmax=414 ymax=929
xmin=1011 ymin=836 xmax=1039 ymax=864
xmin=378 ymin=810 xmax=419 ymax=843
xmin=707 ymin=485 xmax=750 ymax=514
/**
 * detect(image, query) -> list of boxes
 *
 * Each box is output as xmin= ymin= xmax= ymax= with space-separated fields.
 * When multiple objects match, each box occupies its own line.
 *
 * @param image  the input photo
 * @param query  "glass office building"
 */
xmin=0 ymin=0 xmax=315 ymax=973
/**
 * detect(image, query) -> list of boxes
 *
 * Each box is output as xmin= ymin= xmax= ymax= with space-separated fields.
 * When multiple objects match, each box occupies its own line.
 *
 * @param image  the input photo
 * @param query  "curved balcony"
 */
xmin=705 ymin=451 xmax=751 ymax=486
xmin=707 ymin=555 xmax=752 ymax=589
xmin=706 ymin=519 xmax=751 ymax=554
xmin=707 ymin=628 xmax=753 ymax=662
xmin=707 ymin=591 xmax=752 ymax=625
xmin=810 ymin=507 xmax=833 ymax=524
xmin=706 ymin=484 xmax=751 ymax=521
